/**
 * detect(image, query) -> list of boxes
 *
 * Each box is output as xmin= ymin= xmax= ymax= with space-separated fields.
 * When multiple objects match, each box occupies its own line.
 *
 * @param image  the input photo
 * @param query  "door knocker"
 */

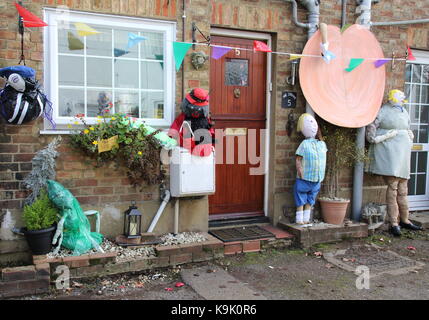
xmin=233 ymin=88 xmax=241 ymax=99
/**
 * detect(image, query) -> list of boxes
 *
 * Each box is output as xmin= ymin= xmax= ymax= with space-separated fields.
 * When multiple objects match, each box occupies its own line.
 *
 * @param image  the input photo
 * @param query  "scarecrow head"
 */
xmin=388 ymin=89 xmax=407 ymax=106
xmin=181 ymin=88 xmax=210 ymax=119
xmin=297 ymin=113 xmax=318 ymax=139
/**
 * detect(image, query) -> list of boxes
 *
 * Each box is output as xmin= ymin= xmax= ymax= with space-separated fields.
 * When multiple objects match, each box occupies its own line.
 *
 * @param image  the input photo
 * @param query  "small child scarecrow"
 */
xmin=294 ymin=113 xmax=327 ymax=225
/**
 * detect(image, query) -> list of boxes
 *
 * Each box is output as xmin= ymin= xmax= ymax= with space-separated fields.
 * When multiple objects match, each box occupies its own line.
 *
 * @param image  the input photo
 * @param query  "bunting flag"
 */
xmin=407 ymin=46 xmax=416 ymax=61
xmin=173 ymin=42 xmax=192 ymax=71
xmin=345 ymin=58 xmax=364 ymax=72
xmin=67 ymin=32 xmax=84 ymax=51
xmin=74 ymin=22 xmax=100 ymax=37
xmin=289 ymin=55 xmax=301 ymax=61
xmin=253 ymin=40 xmax=272 ymax=52
xmin=374 ymin=59 xmax=389 ymax=68
xmin=321 ymin=50 xmax=336 ymax=63
xmin=127 ymin=33 xmax=147 ymax=49
xmin=114 ymin=48 xmax=130 ymax=58
xmin=15 ymin=2 xmax=48 ymax=27
xmin=211 ymin=46 xmax=231 ymax=60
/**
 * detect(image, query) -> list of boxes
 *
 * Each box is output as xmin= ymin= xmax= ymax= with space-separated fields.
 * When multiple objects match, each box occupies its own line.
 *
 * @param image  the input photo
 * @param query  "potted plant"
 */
xmin=22 ymin=189 xmax=59 ymax=255
xmin=318 ymin=121 xmax=367 ymax=225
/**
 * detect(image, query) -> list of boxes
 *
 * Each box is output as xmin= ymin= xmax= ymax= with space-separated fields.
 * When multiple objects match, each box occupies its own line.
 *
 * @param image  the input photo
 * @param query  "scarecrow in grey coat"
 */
xmin=366 ymin=89 xmax=423 ymax=236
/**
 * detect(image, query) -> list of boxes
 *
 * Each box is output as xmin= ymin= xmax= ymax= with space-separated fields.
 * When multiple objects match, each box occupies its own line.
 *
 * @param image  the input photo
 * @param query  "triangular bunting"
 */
xmin=345 ymin=58 xmax=364 ymax=72
xmin=127 ymin=33 xmax=147 ymax=49
xmin=374 ymin=59 xmax=389 ymax=68
xmin=15 ymin=2 xmax=48 ymax=27
xmin=289 ymin=55 xmax=301 ymax=61
xmin=173 ymin=42 xmax=192 ymax=72
xmin=68 ymin=32 xmax=84 ymax=51
xmin=407 ymin=46 xmax=416 ymax=61
xmin=114 ymin=48 xmax=130 ymax=57
xmin=253 ymin=40 xmax=272 ymax=52
xmin=211 ymin=46 xmax=231 ymax=60
xmin=74 ymin=22 xmax=100 ymax=37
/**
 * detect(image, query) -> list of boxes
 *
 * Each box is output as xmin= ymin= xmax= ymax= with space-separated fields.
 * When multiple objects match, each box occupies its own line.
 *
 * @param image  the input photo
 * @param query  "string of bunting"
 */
xmin=14 ymin=2 xmax=416 ymax=73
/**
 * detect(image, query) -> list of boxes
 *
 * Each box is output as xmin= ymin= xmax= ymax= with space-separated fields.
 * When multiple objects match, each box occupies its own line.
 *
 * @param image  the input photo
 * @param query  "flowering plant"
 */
xmin=69 ymin=113 xmax=165 ymax=187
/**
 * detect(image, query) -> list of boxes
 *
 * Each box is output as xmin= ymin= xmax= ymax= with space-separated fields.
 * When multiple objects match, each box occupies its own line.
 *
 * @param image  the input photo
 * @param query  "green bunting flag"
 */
xmin=345 ymin=58 xmax=364 ymax=72
xmin=173 ymin=42 xmax=192 ymax=72
xmin=68 ymin=32 xmax=84 ymax=51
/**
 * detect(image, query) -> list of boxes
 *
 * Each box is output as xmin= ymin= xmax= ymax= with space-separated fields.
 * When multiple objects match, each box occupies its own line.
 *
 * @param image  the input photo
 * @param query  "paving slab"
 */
xmin=409 ymin=212 xmax=429 ymax=229
xmin=180 ymin=264 xmax=267 ymax=300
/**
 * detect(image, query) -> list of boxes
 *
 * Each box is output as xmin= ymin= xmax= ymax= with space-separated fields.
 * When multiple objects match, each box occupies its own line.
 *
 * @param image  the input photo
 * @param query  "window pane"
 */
xmin=59 ymin=56 xmax=84 ymax=86
xmin=409 ymin=105 xmax=419 ymax=123
xmin=87 ymin=58 xmax=112 ymax=87
xmin=59 ymin=88 xmax=84 ymax=117
xmin=115 ymin=90 xmax=139 ymax=117
xmin=58 ymin=29 xmax=84 ymax=54
xmin=411 ymin=152 xmax=417 ymax=173
xmin=418 ymin=125 xmax=428 ymax=143
xmin=141 ymin=61 xmax=163 ymax=90
xmin=140 ymin=32 xmax=164 ymax=60
xmin=412 ymin=64 xmax=422 ymax=83
xmin=114 ymin=29 xmax=138 ymax=59
xmin=408 ymin=84 xmax=420 ymax=104
xmin=405 ymin=64 xmax=412 ymax=81
xmin=411 ymin=124 xmax=419 ymax=142
xmin=417 ymin=152 xmax=427 ymax=173
xmin=408 ymin=174 xmax=416 ymax=196
xmin=114 ymin=60 xmax=139 ymax=89
xmin=87 ymin=90 xmax=112 ymax=117
xmin=416 ymin=174 xmax=426 ymax=195
xmin=86 ymin=26 xmax=112 ymax=57
xmin=423 ymin=65 xmax=429 ymax=84
xmin=420 ymin=105 xmax=429 ymax=123
xmin=225 ymin=59 xmax=249 ymax=86
xmin=141 ymin=91 xmax=164 ymax=119
xmin=421 ymin=85 xmax=429 ymax=104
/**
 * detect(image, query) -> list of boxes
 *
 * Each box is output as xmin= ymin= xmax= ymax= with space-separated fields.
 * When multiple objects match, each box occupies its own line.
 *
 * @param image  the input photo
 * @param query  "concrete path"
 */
xmin=180 ymin=264 xmax=267 ymax=300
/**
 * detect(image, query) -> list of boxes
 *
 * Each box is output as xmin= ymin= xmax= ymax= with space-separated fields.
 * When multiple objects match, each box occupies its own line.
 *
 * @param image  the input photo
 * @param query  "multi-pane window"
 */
xmin=43 ymin=9 xmax=175 ymax=130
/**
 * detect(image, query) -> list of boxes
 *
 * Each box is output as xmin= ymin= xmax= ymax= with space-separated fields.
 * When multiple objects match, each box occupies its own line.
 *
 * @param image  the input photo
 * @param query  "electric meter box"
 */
xmin=170 ymin=147 xmax=215 ymax=197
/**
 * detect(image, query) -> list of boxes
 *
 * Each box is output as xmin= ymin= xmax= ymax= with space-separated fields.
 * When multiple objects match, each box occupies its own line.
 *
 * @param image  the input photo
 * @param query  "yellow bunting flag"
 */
xmin=98 ymin=135 xmax=119 ymax=153
xmin=74 ymin=22 xmax=100 ymax=37
xmin=289 ymin=55 xmax=301 ymax=61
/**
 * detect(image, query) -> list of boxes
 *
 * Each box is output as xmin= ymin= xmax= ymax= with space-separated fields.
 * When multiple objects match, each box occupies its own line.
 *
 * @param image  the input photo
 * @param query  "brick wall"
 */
xmin=1 ymin=0 xmax=429 ymax=262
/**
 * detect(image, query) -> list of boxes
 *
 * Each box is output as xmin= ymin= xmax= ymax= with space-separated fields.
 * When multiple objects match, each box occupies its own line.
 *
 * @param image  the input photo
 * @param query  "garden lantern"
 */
xmin=123 ymin=201 xmax=142 ymax=238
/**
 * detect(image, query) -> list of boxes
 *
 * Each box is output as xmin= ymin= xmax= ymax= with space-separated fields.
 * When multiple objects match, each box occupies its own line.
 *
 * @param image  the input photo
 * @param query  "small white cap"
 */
xmin=7 ymin=73 xmax=26 ymax=92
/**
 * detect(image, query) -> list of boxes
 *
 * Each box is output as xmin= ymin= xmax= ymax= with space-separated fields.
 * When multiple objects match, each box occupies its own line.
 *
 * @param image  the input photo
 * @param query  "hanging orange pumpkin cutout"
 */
xmin=299 ymin=24 xmax=386 ymax=128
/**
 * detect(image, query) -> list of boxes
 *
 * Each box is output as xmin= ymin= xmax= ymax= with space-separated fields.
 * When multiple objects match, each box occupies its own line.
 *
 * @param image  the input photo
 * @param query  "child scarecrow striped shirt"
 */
xmin=296 ymin=138 xmax=327 ymax=182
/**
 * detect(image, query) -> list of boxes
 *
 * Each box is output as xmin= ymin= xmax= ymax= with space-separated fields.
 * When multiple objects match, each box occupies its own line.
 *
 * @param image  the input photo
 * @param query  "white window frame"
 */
xmin=42 ymin=8 xmax=176 ymax=133
xmin=405 ymin=49 xmax=429 ymax=211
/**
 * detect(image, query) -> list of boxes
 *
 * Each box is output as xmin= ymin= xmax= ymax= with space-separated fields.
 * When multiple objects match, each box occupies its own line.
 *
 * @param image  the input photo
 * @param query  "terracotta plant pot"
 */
xmin=319 ymin=198 xmax=350 ymax=225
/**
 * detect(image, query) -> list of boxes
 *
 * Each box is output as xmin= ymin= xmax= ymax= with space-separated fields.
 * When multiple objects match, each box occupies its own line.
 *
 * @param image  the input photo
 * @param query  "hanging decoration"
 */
xmin=211 ymin=46 xmax=231 ymax=60
xmin=173 ymin=42 xmax=192 ymax=72
xmin=67 ymin=32 xmax=84 ymax=51
xmin=345 ymin=58 xmax=364 ymax=72
xmin=74 ymin=22 xmax=100 ymax=37
xmin=14 ymin=2 xmax=48 ymax=27
xmin=407 ymin=45 xmax=416 ymax=61
xmin=127 ymin=32 xmax=147 ymax=49
xmin=114 ymin=48 xmax=130 ymax=58
xmin=253 ymin=40 xmax=272 ymax=52
xmin=289 ymin=54 xmax=302 ymax=61
xmin=374 ymin=59 xmax=390 ymax=68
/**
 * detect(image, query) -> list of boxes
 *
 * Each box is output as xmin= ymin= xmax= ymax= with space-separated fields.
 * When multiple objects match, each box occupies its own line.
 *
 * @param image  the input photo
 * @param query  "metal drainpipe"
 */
xmin=181 ymin=0 xmax=186 ymax=101
xmin=352 ymin=0 xmax=372 ymax=222
xmin=285 ymin=0 xmax=321 ymax=115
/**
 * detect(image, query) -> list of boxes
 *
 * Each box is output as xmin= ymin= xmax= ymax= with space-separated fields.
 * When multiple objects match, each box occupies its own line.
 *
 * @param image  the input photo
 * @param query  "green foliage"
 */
xmin=320 ymin=120 xmax=369 ymax=199
xmin=69 ymin=113 xmax=165 ymax=187
xmin=23 ymin=189 xmax=59 ymax=231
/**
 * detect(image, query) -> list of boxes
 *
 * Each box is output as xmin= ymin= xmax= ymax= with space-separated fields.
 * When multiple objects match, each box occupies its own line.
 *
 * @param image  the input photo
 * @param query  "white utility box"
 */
xmin=170 ymin=147 xmax=215 ymax=197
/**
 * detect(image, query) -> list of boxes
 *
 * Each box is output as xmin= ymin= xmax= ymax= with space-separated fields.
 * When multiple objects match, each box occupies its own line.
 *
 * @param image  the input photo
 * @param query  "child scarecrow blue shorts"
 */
xmin=293 ymin=178 xmax=321 ymax=207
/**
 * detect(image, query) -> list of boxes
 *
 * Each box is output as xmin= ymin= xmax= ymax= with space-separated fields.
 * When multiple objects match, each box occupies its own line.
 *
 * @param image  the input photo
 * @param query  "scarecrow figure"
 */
xmin=168 ymin=88 xmax=214 ymax=156
xmin=366 ymin=89 xmax=423 ymax=236
xmin=294 ymin=113 xmax=327 ymax=225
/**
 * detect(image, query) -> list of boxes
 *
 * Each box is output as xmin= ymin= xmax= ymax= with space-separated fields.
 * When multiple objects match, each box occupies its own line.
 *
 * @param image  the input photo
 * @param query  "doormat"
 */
xmin=209 ymin=226 xmax=275 ymax=242
xmin=324 ymin=244 xmax=425 ymax=278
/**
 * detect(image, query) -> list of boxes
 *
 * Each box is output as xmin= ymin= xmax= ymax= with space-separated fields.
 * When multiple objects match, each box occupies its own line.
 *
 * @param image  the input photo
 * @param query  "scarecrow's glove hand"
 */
xmin=407 ymin=129 xmax=414 ymax=142
xmin=373 ymin=130 xmax=398 ymax=143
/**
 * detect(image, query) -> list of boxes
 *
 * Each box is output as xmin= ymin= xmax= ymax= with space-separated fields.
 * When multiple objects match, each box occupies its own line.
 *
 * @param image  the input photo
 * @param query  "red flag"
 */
xmin=253 ymin=40 xmax=272 ymax=52
xmin=15 ymin=2 xmax=48 ymax=27
xmin=407 ymin=46 xmax=416 ymax=61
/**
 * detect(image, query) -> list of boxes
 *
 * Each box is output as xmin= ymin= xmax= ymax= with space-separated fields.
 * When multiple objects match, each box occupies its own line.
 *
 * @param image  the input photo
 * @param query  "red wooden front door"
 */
xmin=209 ymin=35 xmax=267 ymax=218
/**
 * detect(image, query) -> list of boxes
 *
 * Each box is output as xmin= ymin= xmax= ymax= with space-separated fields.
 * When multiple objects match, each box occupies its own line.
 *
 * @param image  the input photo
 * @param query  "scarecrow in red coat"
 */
xmin=168 ymin=88 xmax=215 ymax=156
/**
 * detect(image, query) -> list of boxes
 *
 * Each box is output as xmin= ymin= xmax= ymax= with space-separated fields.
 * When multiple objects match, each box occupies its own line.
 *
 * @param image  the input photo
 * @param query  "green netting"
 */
xmin=46 ymin=180 xmax=103 ymax=256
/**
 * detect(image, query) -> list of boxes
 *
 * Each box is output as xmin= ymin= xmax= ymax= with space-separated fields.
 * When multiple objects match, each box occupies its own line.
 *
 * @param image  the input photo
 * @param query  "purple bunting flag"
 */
xmin=211 ymin=46 xmax=232 ymax=60
xmin=374 ymin=59 xmax=389 ymax=68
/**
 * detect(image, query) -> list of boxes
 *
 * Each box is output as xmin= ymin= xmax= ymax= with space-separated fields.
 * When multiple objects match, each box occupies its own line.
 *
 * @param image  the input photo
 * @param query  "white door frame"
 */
xmin=210 ymin=28 xmax=272 ymax=217
xmin=406 ymin=50 xmax=429 ymax=211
